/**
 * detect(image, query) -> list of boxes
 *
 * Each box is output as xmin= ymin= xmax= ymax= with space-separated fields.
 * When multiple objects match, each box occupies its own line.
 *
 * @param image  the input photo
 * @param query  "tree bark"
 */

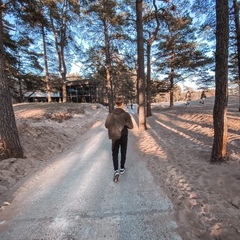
xmin=146 ymin=0 xmax=160 ymax=117
xmin=50 ymin=9 xmax=67 ymax=103
xmin=170 ymin=50 xmax=175 ymax=107
xmin=41 ymin=23 xmax=51 ymax=102
xmin=146 ymin=44 xmax=151 ymax=117
xmin=0 ymin=2 xmax=24 ymax=160
xmin=211 ymin=0 xmax=229 ymax=162
xmin=233 ymin=0 xmax=240 ymax=112
xmin=136 ymin=0 xmax=146 ymax=131
xmin=103 ymin=18 xmax=114 ymax=112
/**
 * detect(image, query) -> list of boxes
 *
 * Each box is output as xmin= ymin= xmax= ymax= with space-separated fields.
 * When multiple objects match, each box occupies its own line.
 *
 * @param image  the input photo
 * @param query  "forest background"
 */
xmin=0 ymin=1 xmax=239 ymax=164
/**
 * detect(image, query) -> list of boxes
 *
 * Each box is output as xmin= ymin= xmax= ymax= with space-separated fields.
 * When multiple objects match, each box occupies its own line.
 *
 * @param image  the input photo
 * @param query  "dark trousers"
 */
xmin=112 ymin=135 xmax=128 ymax=171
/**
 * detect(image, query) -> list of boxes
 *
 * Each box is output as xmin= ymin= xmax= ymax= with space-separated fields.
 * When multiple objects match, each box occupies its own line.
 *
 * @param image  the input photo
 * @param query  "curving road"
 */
xmin=0 ymin=118 xmax=182 ymax=240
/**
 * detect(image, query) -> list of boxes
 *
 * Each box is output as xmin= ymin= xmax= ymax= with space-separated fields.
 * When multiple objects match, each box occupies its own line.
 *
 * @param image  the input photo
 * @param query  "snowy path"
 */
xmin=0 ymin=119 xmax=181 ymax=240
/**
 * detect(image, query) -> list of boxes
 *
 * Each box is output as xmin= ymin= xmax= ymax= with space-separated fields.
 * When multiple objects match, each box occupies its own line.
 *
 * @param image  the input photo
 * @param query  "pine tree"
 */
xmin=154 ymin=2 xmax=212 ymax=107
xmin=144 ymin=0 xmax=161 ymax=117
xmin=232 ymin=0 xmax=240 ymax=112
xmin=48 ymin=0 xmax=80 ymax=103
xmin=0 ymin=0 xmax=23 ymax=160
xmin=211 ymin=0 xmax=229 ymax=162
xmin=136 ymin=0 xmax=146 ymax=131
xmin=83 ymin=0 xmax=129 ymax=111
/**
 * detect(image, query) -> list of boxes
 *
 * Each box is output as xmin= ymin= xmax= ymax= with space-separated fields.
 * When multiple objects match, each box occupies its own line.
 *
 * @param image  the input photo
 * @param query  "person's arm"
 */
xmin=126 ymin=113 xmax=133 ymax=129
xmin=105 ymin=113 xmax=113 ymax=129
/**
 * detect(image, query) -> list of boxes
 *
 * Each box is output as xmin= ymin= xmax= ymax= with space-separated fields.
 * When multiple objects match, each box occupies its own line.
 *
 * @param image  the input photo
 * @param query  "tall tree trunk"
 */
xmin=103 ymin=18 xmax=114 ymax=112
xmin=170 ymin=50 xmax=175 ymax=107
xmin=146 ymin=44 xmax=151 ymax=117
xmin=60 ymin=34 xmax=67 ymax=103
xmin=169 ymin=80 xmax=174 ymax=107
xmin=17 ymin=54 xmax=23 ymax=102
xmin=61 ymin=0 xmax=68 ymax=103
xmin=136 ymin=0 xmax=146 ymax=131
xmin=41 ymin=23 xmax=51 ymax=102
xmin=146 ymin=0 xmax=160 ymax=117
xmin=0 ymin=2 xmax=23 ymax=160
xmin=233 ymin=0 xmax=240 ymax=112
xmin=50 ymin=12 xmax=67 ymax=103
xmin=211 ymin=0 xmax=229 ymax=162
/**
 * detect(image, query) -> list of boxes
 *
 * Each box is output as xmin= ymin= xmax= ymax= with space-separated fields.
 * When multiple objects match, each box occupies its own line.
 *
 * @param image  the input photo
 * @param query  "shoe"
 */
xmin=120 ymin=168 xmax=125 ymax=175
xmin=113 ymin=171 xmax=119 ymax=182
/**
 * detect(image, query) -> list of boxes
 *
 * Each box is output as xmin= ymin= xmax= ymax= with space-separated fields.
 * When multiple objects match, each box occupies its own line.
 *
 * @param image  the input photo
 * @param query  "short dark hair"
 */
xmin=115 ymin=97 xmax=124 ymax=106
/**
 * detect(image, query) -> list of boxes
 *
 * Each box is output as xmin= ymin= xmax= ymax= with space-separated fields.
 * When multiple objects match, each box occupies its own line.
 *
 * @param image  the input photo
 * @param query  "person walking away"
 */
xmin=200 ymin=91 xmax=207 ymax=104
xmin=185 ymin=91 xmax=191 ymax=105
xmin=105 ymin=97 xmax=133 ymax=182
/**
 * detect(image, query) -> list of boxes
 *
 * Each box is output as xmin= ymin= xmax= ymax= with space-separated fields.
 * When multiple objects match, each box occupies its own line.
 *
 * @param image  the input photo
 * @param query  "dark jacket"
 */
xmin=105 ymin=108 xmax=133 ymax=140
xmin=201 ymin=92 xmax=206 ymax=99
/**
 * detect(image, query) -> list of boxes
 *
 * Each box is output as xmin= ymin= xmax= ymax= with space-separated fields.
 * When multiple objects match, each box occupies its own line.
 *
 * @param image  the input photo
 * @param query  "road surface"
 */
xmin=0 ymin=117 xmax=182 ymax=240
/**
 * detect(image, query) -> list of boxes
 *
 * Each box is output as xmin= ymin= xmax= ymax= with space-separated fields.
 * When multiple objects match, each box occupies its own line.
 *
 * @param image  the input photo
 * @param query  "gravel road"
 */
xmin=0 ymin=120 xmax=181 ymax=240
